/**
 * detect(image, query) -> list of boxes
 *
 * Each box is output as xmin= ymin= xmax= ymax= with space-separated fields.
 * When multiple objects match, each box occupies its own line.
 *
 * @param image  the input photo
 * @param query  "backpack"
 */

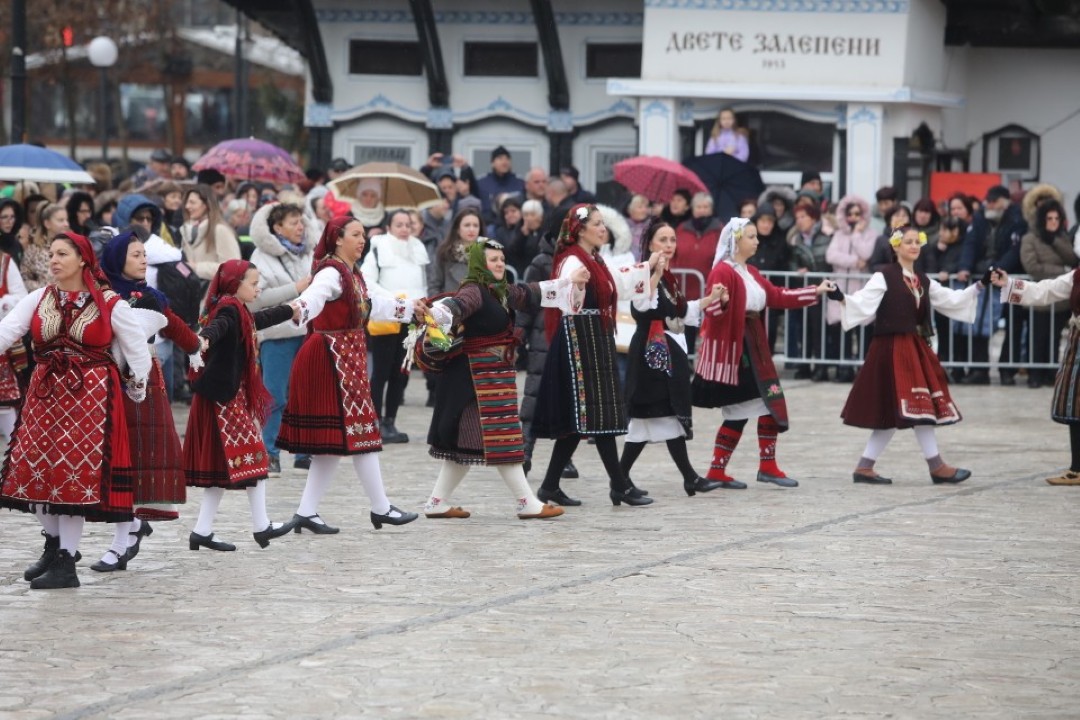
xmin=155 ymin=260 xmax=209 ymax=325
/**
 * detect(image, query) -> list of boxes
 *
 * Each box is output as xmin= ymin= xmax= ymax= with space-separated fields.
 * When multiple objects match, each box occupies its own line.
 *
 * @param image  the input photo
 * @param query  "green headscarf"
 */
xmin=461 ymin=237 xmax=509 ymax=307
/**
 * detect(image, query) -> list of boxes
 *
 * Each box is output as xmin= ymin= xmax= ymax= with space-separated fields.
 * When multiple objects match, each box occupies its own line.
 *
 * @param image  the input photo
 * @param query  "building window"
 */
xmin=464 ymin=42 xmax=538 ymax=77
xmin=349 ymin=40 xmax=423 ymax=76
xmin=586 ymin=44 xmax=642 ymax=79
xmin=732 ymin=111 xmax=835 ymax=173
xmin=982 ymin=124 xmax=1040 ymax=181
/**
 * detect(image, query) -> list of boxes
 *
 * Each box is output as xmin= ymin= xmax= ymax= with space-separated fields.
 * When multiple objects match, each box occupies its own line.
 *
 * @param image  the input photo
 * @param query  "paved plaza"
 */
xmin=1 ymin=372 xmax=1077 ymax=719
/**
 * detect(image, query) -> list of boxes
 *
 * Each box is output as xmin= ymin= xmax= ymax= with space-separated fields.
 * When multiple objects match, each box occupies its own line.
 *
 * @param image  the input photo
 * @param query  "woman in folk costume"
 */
xmin=183 ymin=259 xmax=297 ymax=551
xmin=88 ymin=230 xmax=201 ymax=572
xmin=0 ymin=243 xmax=28 ymax=440
xmin=620 ymin=220 xmax=727 ymax=496
xmin=278 ymin=216 xmax=419 ymax=533
xmin=0 ymin=232 xmax=153 ymax=589
xmin=419 ymin=238 xmax=588 ymax=520
xmin=532 ymin=203 xmax=657 ymax=507
xmin=832 ymin=226 xmax=985 ymax=485
xmin=991 ymin=264 xmax=1080 ymax=485
xmin=693 ymin=218 xmax=829 ymax=489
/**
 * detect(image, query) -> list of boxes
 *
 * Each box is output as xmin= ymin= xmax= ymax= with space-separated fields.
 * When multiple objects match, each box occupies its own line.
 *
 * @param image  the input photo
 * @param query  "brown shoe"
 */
xmin=518 ymin=504 xmax=564 ymax=520
xmin=425 ymin=506 xmax=471 ymax=519
xmin=1046 ymin=471 xmax=1080 ymax=486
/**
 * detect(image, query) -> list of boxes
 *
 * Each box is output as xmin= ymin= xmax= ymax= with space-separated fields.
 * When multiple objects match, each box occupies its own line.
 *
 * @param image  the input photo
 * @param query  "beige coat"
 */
xmin=181 ymin=219 xmax=241 ymax=281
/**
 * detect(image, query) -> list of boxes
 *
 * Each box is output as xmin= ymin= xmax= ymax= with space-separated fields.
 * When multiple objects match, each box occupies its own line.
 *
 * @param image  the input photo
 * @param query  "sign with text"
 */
xmin=642 ymin=8 xmax=907 ymax=86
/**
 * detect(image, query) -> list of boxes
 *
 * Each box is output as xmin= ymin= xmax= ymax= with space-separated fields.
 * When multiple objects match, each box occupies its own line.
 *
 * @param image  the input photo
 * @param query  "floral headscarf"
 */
xmin=712 ymin=217 xmax=750 ymax=266
xmin=461 ymin=237 xmax=509 ymax=307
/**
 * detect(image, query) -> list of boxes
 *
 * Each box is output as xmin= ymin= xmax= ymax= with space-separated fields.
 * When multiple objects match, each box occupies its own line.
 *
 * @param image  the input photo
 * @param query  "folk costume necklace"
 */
xmin=902 ymin=268 xmax=923 ymax=305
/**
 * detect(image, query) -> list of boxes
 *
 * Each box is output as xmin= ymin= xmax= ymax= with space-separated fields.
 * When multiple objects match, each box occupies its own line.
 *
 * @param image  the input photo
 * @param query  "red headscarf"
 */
xmin=311 ymin=215 xmax=368 ymax=329
xmin=198 ymin=259 xmax=273 ymax=424
xmin=545 ymin=203 xmax=616 ymax=341
xmin=56 ymin=231 xmax=115 ymax=325
xmin=312 ymin=215 xmax=359 ymax=267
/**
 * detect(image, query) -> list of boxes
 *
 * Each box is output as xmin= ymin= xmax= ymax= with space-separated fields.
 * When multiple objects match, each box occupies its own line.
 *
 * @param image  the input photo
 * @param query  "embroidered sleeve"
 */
xmin=840 ymin=272 xmax=887 ymax=331
xmin=0 ymin=260 xmax=28 ymax=316
xmin=610 ymin=261 xmax=651 ymax=301
xmin=293 ymin=267 xmax=341 ymax=327
xmin=111 ymin=300 xmax=153 ymax=398
xmin=538 ymin=277 xmax=583 ymax=314
xmin=999 ymin=272 xmax=1072 ymax=307
xmin=684 ymin=299 xmax=704 ymax=327
xmin=369 ymin=292 xmax=412 ymax=324
xmin=928 ymin=280 xmax=979 ymax=324
xmin=631 ymin=287 xmax=660 ymax=313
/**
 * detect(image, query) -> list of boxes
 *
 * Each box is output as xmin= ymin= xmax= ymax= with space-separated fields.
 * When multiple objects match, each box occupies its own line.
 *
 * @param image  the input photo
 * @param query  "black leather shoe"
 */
xmin=370 ymin=505 xmax=419 ymax=529
xmin=609 ymin=488 xmax=654 ymax=506
xmin=757 ymin=471 xmax=799 ymax=488
xmin=188 ymin=532 xmax=236 ymax=552
xmin=715 ymin=479 xmax=748 ymax=489
xmin=292 ymin=513 xmax=340 ymax=535
xmin=90 ymin=549 xmax=128 ymax=572
xmin=963 ymin=370 xmax=990 ymax=385
xmin=627 ymin=479 xmax=649 ymax=496
xmin=30 ymin=549 xmax=80 ymax=589
xmin=537 ymin=487 xmax=582 ymax=506
xmin=852 ymin=471 xmax=892 ymax=485
xmin=684 ymin=476 xmax=724 ymax=496
xmin=931 ymin=467 xmax=971 ymax=484
xmin=380 ymin=419 xmax=409 ymax=444
xmin=125 ymin=520 xmax=154 ymax=561
xmin=253 ymin=521 xmax=295 ymax=548
xmin=561 ymin=461 xmax=580 ymax=479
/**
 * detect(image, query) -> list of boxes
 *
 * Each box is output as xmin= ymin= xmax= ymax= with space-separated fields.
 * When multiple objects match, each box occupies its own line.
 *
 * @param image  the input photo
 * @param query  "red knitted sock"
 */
xmin=706 ymin=423 xmax=743 ymax=482
xmin=757 ymin=415 xmax=784 ymax=477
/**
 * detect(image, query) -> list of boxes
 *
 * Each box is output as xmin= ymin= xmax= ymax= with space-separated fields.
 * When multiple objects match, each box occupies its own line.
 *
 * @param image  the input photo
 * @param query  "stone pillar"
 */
xmin=637 ymin=98 xmax=678 ymax=159
xmin=845 ymin=103 xmax=885 ymax=201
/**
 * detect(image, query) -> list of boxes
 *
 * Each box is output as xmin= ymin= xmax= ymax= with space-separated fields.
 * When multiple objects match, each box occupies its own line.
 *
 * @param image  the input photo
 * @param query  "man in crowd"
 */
xmin=524 ymin=167 xmax=549 ymax=208
xmin=560 ymin=165 xmax=596 ymax=205
xmin=542 ymin=177 xmax=575 ymax=239
xmin=476 ymin=146 xmax=525 ymax=223
xmin=131 ymin=148 xmax=172 ymax=188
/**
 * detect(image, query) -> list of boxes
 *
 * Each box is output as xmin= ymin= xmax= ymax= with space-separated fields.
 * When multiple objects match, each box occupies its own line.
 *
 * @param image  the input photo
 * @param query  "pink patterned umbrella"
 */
xmin=613 ymin=155 xmax=708 ymax=203
xmin=192 ymin=138 xmax=304 ymax=186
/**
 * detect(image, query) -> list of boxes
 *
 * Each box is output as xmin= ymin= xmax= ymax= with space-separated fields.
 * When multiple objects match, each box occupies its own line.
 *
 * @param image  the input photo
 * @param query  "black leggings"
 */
xmin=1070 ymin=423 xmax=1080 ymax=472
xmin=621 ymin=437 xmax=698 ymax=483
xmin=368 ymin=328 xmax=410 ymax=420
xmin=540 ymin=435 xmax=629 ymax=492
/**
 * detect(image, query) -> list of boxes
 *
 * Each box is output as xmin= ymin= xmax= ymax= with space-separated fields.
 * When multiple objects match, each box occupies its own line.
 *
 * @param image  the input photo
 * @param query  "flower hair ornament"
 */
xmin=713 ymin=217 xmax=751 ymax=266
xmin=575 ymin=205 xmax=590 ymax=221
xmin=889 ymin=228 xmax=928 ymax=247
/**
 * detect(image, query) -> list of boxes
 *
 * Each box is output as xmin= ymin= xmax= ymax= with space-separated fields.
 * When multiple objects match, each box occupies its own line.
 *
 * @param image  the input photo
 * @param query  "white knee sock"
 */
xmin=353 ymin=453 xmax=392 ymax=516
xmin=246 ymin=480 xmax=271 ymax=532
xmin=424 ymin=461 xmax=470 ymax=512
xmin=0 ymin=408 xmax=15 ymax=439
xmin=912 ymin=426 xmax=940 ymax=459
xmin=57 ymin=515 xmax=85 ymax=553
xmin=496 ymin=464 xmax=545 ymax=515
xmin=99 ymin=521 xmax=131 ymax=565
xmin=127 ymin=517 xmax=142 ymax=548
xmin=35 ymin=508 xmax=59 ymax=537
xmin=193 ymin=487 xmax=225 ymax=536
xmin=858 ymin=428 xmax=897 ymax=468
xmin=296 ymin=455 xmax=340 ymax=521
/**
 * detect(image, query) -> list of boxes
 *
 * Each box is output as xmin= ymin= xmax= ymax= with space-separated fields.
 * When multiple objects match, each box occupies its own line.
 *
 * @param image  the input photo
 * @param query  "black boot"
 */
xmin=380 ymin=418 xmax=409 ymax=444
xmin=24 ymin=531 xmax=59 ymax=581
xmin=30 ymin=549 xmax=80 ymax=589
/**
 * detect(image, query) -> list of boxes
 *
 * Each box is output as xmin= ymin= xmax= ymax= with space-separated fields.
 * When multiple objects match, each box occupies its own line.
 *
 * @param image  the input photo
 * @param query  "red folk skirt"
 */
xmin=183 ymin=386 xmax=269 ymax=489
xmin=125 ymin=358 xmax=184 ymax=520
xmin=842 ymin=333 xmax=961 ymax=429
xmin=277 ymin=330 xmax=382 ymax=456
xmin=0 ymin=359 xmax=134 ymax=522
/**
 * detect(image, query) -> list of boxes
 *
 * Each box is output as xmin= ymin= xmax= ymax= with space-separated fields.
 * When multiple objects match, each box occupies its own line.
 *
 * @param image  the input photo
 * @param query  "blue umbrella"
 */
xmin=0 ymin=144 xmax=95 ymax=184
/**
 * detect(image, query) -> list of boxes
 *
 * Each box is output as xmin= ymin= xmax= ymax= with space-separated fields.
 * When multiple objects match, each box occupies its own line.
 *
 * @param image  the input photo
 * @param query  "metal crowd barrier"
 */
xmin=666 ymin=268 xmax=1065 ymax=371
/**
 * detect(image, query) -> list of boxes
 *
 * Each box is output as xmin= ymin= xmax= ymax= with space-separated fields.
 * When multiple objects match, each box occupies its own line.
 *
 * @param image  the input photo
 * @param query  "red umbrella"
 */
xmin=193 ymin=138 xmax=305 ymax=186
xmin=613 ymin=155 xmax=708 ymax=203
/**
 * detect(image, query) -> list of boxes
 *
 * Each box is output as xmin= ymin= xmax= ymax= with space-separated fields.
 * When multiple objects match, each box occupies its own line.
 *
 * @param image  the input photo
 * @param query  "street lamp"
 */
xmin=87 ymin=36 xmax=118 ymax=163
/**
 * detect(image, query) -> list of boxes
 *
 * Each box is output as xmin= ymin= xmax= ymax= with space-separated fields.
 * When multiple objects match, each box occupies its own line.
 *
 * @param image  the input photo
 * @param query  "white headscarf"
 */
xmin=713 ymin=217 xmax=750 ymax=267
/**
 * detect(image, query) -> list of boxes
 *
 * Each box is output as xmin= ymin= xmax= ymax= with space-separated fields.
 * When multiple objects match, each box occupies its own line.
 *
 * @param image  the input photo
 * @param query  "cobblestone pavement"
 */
xmin=1 ymin=372 xmax=1077 ymax=719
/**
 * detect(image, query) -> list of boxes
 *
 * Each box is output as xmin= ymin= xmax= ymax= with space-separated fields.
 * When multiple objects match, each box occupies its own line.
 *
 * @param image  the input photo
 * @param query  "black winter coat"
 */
xmin=515 ymin=235 xmax=556 ymax=426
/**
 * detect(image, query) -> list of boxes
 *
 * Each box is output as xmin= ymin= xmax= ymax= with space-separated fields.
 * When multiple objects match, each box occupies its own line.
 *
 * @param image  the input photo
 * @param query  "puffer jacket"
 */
xmin=516 ymin=234 xmax=556 ymax=426
xmin=825 ymin=195 xmax=877 ymax=324
xmin=247 ymin=202 xmax=318 ymax=340
xmin=1020 ymin=230 xmax=1077 ymax=312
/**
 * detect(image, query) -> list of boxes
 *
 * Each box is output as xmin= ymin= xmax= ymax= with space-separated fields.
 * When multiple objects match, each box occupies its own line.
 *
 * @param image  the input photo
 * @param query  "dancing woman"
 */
xmin=87 ymin=230 xmax=202 ymax=572
xmin=0 ymin=243 xmax=27 ymax=440
xmin=184 ymin=259 xmax=297 ymax=551
xmin=693 ymin=218 xmax=829 ymax=489
xmin=420 ymin=238 xmax=587 ymax=520
xmin=620 ymin=220 xmax=727 ymax=496
xmin=992 ymin=265 xmax=1080 ymax=484
xmin=279 ymin=217 xmax=419 ymax=533
xmin=0 ymin=232 xmax=152 ymax=589
xmin=833 ymin=226 xmax=984 ymax=484
xmin=532 ymin=203 xmax=656 ymax=507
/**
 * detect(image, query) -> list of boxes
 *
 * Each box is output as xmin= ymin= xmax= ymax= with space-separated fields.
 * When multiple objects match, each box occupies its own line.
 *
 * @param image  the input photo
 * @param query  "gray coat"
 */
xmin=515 ymin=235 xmax=556 ymax=426
xmin=248 ymin=202 xmax=318 ymax=340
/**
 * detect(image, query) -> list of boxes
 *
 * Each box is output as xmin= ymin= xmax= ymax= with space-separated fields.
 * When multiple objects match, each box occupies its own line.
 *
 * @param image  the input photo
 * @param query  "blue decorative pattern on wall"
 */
xmin=315 ymin=10 xmax=644 ymax=25
xmin=643 ymin=0 xmax=908 ymax=12
xmin=333 ymin=95 xmax=636 ymax=129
